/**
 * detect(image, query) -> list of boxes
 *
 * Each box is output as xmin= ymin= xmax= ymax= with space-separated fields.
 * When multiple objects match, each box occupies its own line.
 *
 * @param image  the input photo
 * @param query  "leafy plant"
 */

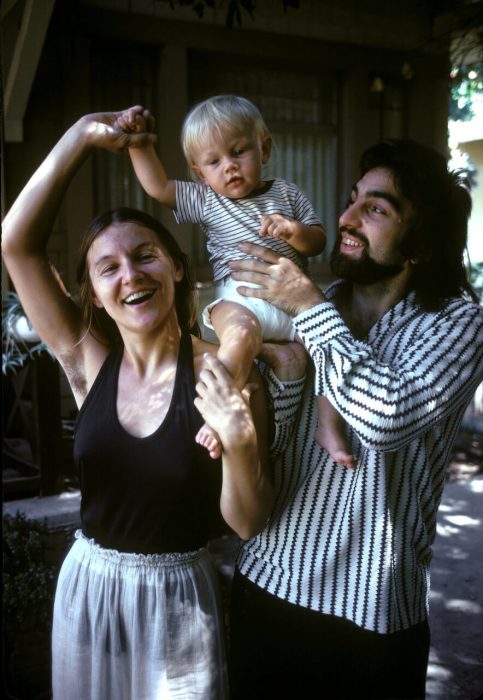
xmin=449 ymin=62 xmax=483 ymax=122
xmin=3 ymin=512 xmax=57 ymax=631
xmin=469 ymin=260 xmax=483 ymax=303
xmin=2 ymin=292 xmax=49 ymax=374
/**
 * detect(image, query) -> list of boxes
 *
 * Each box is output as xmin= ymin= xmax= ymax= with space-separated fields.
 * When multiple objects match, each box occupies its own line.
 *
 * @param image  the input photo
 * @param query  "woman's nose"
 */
xmin=121 ymin=260 xmax=141 ymax=283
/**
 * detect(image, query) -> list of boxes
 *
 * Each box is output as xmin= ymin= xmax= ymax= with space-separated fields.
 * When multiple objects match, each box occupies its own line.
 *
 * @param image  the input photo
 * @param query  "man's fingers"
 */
xmin=237 ymin=241 xmax=282 ymax=263
xmin=232 ymin=283 xmax=270 ymax=299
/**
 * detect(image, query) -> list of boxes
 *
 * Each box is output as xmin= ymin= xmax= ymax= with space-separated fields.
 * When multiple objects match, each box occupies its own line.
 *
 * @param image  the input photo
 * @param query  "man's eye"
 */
xmin=370 ymin=205 xmax=386 ymax=215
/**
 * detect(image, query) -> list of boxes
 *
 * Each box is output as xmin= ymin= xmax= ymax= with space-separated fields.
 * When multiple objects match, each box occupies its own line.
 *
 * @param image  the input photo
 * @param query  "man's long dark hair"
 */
xmin=360 ymin=139 xmax=478 ymax=310
xmin=76 ymin=208 xmax=200 ymax=345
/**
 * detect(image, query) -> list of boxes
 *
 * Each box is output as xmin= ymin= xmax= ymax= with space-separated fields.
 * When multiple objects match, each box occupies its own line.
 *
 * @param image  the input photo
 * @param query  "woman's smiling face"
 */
xmin=87 ymin=222 xmax=183 ymax=335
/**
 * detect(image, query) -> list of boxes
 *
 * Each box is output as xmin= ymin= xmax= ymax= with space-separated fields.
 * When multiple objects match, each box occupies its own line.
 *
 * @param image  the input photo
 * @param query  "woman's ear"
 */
xmin=174 ymin=263 xmax=184 ymax=282
xmin=261 ymin=136 xmax=272 ymax=164
xmin=92 ymin=294 xmax=103 ymax=309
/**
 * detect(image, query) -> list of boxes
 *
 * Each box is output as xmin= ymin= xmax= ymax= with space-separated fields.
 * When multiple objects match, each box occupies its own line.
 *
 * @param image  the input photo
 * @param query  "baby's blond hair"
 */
xmin=181 ymin=95 xmax=271 ymax=169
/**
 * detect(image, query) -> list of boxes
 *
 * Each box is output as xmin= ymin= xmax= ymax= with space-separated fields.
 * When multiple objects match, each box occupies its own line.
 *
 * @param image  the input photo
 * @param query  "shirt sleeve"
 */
xmin=173 ymin=180 xmax=207 ymax=225
xmin=260 ymin=365 xmax=306 ymax=456
xmin=289 ymin=183 xmax=322 ymax=227
xmin=293 ymin=299 xmax=483 ymax=451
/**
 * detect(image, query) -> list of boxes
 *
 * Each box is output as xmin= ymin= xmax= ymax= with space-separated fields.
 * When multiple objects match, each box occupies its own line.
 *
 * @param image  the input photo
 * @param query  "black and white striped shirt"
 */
xmin=174 ymin=179 xmax=321 ymax=280
xmin=239 ymin=283 xmax=483 ymax=633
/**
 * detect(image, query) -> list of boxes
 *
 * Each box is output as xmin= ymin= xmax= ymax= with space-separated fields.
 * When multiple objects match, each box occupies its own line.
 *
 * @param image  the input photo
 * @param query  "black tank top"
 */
xmin=73 ymin=331 xmax=225 ymax=554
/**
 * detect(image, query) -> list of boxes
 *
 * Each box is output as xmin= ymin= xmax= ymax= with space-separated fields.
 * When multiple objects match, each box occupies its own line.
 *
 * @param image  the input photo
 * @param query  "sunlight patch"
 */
xmin=445 ymin=598 xmax=481 ymax=614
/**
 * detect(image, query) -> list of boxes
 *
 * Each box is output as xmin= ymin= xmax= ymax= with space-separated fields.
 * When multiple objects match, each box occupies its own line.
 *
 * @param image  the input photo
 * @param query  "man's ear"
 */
xmin=261 ymin=136 xmax=272 ymax=164
xmin=192 ymin=164 xmax=204 ymax=182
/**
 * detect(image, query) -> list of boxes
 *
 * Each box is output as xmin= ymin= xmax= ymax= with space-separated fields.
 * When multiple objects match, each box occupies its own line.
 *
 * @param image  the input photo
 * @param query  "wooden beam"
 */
xmin=4 ymin=0 xmax=55 ymax=142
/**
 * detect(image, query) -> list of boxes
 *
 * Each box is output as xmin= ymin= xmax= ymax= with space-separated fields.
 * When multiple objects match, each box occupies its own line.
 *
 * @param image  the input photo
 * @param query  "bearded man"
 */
xmin=226 ymin=140 xmax=483 ymax=699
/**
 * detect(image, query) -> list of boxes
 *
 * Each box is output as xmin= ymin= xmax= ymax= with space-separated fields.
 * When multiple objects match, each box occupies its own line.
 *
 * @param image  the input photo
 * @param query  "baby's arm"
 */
xmin=117 ymin=105 xmax=177 ymax=209
xmin=259 ymin=214 xmax=326 ymax=257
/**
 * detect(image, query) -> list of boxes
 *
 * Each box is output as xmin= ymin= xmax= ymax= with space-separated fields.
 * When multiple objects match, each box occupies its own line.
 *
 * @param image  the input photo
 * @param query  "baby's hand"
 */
xmin=116 ymin=105 xmax=155 ymax=134
xmin=259 ymin=214 xmax=296 ymax=241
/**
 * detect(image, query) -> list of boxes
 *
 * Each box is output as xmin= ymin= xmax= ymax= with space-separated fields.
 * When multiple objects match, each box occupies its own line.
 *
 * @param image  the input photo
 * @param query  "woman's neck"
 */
xmin=120 ymin=319 xmax=182 ymax=379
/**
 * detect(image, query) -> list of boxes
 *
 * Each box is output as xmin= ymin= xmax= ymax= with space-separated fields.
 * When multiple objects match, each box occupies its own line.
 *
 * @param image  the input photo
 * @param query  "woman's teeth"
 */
xmin=124 ymin=290 xmax=155 ymax=305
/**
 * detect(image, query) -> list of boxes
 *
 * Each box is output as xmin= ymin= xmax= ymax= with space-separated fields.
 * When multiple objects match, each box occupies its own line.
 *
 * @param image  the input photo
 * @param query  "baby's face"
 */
xmin=191 ymin=127 xmax=271 ymax=200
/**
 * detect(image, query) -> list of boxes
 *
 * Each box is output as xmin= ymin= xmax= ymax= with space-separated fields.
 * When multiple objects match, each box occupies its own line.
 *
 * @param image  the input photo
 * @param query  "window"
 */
xmin=90 ymin=41 xmax=159 ymax=216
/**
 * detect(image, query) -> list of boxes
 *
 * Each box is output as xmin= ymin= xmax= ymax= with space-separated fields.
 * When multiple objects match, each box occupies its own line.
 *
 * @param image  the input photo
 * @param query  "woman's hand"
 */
xmin=81 ymin=110 xmax=157 ymax=153
xmin=194 ymin=354 xmax=257 ymax=453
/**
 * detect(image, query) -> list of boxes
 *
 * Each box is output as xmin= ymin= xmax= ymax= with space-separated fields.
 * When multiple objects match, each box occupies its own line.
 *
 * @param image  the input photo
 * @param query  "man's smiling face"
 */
xmin=330 ymin=167 xmax=415 ymax=285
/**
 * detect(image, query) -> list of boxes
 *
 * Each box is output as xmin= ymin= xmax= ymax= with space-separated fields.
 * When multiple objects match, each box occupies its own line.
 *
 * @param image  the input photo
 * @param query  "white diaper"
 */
xmin=202 ymin=275 xmax=295 ymax=342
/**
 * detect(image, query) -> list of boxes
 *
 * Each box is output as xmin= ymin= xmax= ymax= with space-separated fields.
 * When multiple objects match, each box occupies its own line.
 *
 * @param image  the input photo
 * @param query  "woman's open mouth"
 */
xmin=123 ymin=289 xmax=156 ymax=305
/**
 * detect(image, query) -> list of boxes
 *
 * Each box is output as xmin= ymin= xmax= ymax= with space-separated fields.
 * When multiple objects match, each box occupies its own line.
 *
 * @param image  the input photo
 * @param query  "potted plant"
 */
xmin=2 ymin=291 xmax=49 ymax=375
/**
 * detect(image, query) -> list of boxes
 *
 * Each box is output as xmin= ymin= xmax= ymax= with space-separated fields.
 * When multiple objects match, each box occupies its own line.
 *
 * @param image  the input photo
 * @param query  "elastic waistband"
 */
xmin=74 ymin=530 xmax=207 ymax=568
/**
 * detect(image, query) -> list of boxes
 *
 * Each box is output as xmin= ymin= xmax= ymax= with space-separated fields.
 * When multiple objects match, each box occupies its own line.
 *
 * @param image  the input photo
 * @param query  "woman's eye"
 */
xmin=100 ymin=265 xmax=116 ymax=275
xmin=139 ymin=253 xmax=156 ymax=263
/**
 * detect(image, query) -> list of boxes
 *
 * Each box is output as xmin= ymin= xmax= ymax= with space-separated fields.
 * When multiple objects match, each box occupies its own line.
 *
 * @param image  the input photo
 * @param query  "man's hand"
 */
xmin=229 ymin=242 xmax=325 ymax=316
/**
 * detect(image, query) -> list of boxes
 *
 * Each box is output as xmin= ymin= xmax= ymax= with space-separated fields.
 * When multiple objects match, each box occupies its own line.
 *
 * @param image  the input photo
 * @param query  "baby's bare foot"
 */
xmin=315 ymin=424 xmax=356 ymax=469
xmin=196 ymin=422 xmax=222 ymax=460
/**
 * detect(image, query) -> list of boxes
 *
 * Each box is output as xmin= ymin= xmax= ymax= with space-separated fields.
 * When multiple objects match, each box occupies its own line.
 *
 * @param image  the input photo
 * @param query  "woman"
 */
xmin=1 ymin=111 xmax=274 ymax=699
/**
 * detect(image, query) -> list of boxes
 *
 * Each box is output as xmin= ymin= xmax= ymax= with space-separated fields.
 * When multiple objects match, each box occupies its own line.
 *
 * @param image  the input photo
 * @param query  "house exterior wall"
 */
xmin=2 ymin=0 xmax=450 ymax=294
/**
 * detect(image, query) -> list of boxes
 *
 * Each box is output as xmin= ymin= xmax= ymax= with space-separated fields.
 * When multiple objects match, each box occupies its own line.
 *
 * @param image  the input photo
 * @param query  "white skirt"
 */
xmin=52 ymin=530 xmax=229 ymax=700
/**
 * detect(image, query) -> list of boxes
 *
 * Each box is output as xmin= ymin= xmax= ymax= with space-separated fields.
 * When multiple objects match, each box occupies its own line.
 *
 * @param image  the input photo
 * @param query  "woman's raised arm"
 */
xmin=2 ymin=113 xmax=155 ymax=395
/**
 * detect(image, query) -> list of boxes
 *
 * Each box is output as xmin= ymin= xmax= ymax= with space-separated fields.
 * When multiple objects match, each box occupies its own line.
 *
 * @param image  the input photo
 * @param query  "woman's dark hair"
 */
xmin=360 ymin=139 xmax=477 ymax=310
xmin=76 ymin=207 xmax=200 ymax=344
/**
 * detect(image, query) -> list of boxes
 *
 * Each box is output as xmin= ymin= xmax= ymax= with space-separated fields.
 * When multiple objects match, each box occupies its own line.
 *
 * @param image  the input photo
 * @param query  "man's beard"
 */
xmin=330 ymin=231 xmax=406 ymax=285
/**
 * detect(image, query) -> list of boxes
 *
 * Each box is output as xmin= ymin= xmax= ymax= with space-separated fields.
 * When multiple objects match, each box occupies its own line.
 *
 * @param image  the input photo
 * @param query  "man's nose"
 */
xmin=339 ymin=202 xmax=362 ymax=229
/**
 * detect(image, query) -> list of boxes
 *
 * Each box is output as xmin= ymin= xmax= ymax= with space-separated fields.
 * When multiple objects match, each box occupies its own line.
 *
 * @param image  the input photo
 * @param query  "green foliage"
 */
xmin=2 ymin=292 xmax=49 ymax=374
xmin=469 ymin=260 xmax=483 ymax=303
xmin=449 ymin=62 xmax=483 ymax=122
xmin=3 ymin=512 xmax=57 ymax=631
xmin=166 ymin=0 xmax=299 ymax=27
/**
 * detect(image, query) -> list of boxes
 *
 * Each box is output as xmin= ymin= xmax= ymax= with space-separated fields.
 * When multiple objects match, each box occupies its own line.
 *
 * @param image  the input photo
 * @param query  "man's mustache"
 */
xmin=338 ymin=227 xmax=368 ymax=246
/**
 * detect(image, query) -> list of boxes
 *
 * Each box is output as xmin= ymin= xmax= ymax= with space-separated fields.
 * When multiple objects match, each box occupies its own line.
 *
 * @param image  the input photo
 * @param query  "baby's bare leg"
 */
xmin=196 ymin=301 xmax=262 ymax=459
xmin=315 ymin=396 xmax=355 ymax=468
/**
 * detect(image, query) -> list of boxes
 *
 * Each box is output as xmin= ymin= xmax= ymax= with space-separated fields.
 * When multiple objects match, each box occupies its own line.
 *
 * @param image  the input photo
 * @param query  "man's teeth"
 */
xmin=342 ymin=238 xmax=362 ymax=247
xmin=124 ymin=290 xmax=154 ymax=304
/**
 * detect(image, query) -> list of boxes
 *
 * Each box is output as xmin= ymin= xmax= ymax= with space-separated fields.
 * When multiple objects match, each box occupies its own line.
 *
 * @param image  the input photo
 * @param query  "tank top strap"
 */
xmin=76 ymin=344 xmax=123 ymax=425
xmin=177 ymin=329 xmax=198 ymax=421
